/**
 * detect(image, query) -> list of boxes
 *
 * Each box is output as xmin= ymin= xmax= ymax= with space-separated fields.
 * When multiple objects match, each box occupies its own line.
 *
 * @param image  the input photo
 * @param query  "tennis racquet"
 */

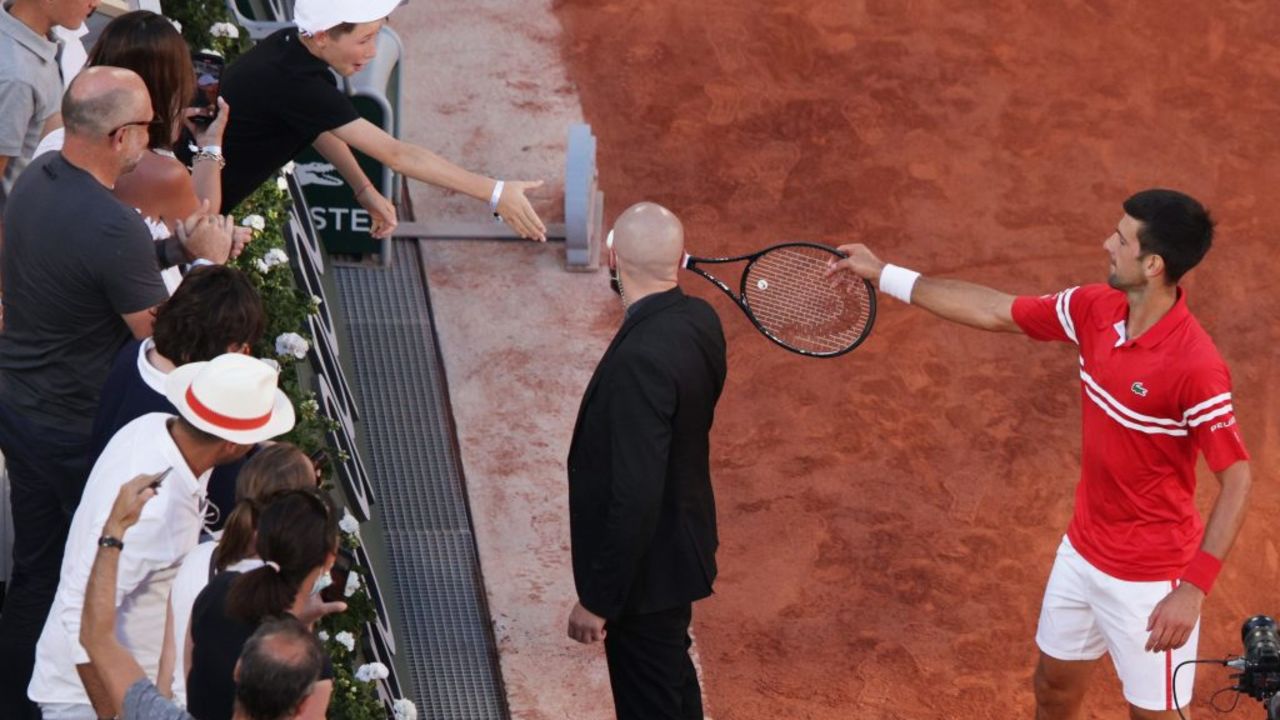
xmin=683 ymin=242 xmax=876 ymax=358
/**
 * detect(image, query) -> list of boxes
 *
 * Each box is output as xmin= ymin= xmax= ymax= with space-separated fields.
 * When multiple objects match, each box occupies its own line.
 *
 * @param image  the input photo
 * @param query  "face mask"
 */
xmin=311 ymin=568 xmax=334 ymax=596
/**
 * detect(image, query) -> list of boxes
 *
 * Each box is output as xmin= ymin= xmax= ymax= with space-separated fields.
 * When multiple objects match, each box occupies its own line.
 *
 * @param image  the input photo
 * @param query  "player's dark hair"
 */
xmin=153 ymin=266 xmax=265 ymax=365
xmin=1122 ymin=189 xmax=1214 ymax=284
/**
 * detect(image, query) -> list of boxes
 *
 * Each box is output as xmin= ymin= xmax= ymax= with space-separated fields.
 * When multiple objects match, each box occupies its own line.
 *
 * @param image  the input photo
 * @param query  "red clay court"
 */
xmin=552 ymin=1 xmax=1280 ymax=717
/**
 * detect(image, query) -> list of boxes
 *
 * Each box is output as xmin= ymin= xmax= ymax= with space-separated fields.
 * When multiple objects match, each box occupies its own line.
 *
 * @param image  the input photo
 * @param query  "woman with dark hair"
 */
xmin=35 ymin=10 xmax=243 ymax=291
xmin=187 ymin=489 xmax=343 ymax=720
xmin=166 ymin=443 xmax=318 ymax=707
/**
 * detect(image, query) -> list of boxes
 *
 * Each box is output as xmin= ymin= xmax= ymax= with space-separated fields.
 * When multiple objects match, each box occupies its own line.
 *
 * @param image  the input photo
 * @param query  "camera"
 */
xmin=1235 ymin=615 xmax=1280 ymax=701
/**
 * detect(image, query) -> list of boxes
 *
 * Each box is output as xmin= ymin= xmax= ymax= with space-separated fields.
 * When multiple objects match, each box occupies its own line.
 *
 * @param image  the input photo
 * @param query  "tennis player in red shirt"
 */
xmin=827 ymin=189 xmax=1251 ymax=720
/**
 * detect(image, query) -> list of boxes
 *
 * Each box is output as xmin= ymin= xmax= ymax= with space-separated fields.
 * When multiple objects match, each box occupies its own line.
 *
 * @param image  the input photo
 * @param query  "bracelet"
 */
xmin=879 ymin=264 xmax=921 ymax=304
xmin=98 ymin=536 xmax=124 ymax=551
xmin=489 ymin=180 xmax=505 ymax=213
xmin=192 ymin=150 xmax=226 ymax=169
xmin=1181 ymin=549 xmax=1222 ymax=595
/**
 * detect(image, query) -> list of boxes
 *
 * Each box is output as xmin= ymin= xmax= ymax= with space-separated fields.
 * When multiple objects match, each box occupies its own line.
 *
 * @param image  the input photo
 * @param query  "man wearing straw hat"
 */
xmin=29 ymin=354 xmax=295 ymax=720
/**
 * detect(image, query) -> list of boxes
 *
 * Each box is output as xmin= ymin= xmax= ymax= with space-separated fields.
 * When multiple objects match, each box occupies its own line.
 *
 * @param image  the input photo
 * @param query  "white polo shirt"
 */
xmin=29 ymin=413 xmax=213 ymax=707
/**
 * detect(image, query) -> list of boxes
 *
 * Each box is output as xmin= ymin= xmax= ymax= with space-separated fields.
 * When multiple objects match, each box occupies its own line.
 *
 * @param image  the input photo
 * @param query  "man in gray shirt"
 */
xmin=0 ymin=66 xmax=232 ymax=715
xmin=82 ymin=474 xmax=327 ymax=720
xmin=0 ymin=0 xmax=88 ymax=217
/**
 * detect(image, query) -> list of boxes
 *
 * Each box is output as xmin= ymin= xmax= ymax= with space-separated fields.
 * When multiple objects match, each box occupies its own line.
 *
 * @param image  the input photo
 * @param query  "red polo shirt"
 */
xmin=1012 ymin=284 xmax=1249 ymax=581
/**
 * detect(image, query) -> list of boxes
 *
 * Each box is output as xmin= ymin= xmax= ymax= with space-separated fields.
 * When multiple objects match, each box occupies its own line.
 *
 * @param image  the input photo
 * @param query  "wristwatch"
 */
xmin=97 ymin=536 xmax=124 ymax=551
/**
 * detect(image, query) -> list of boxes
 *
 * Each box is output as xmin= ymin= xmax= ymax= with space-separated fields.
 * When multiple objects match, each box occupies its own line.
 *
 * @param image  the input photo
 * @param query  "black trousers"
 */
xmin=604 ymin=604 xmax=703 ymax=720
xmin=0 ymin=401 xmax=94 ymax=719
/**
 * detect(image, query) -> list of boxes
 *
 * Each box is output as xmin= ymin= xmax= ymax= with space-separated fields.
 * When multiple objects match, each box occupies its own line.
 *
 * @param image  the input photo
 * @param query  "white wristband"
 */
xmin=879 ymin=264 xmax=921 ymax=304
xmin=200 ymin=145 xmax=222 ymax=155
xmin=489 ymin=180 xmax=505 ymax=212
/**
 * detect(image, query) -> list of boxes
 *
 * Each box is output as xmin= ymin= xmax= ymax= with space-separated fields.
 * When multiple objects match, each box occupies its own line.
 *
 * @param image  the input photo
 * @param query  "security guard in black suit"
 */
xmin=566 ymin=202 xmax=727 ymax=720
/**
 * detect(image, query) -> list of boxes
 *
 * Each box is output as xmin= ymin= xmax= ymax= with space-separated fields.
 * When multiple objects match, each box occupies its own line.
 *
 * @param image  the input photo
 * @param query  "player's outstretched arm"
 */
xmin=827 ymin=243 xmax=1020 ymax=333
xmin=331 ymin=118 xmax=547 ymax=241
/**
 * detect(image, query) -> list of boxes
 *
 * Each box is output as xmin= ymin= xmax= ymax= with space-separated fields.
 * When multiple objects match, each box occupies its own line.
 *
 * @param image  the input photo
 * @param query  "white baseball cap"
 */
xmin=294 ymin=0 xmax=403 ymax=35
xmin=165 ymin=353 xmax=296 ymax=445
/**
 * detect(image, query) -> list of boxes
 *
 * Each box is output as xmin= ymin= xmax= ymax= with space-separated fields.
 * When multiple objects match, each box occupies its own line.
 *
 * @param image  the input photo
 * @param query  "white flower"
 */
xmin=338 ymin=509 xmax=359 ymax=535
xmin=354 ymin=662 xmax=389 ymax=683
xmin=255 ymin=247 xmax=289 ymax=273
xmin=344 ymin=570 xmax=362 ymax=597
xmin=317 ymin=630 xmax=329 ymax=642
xmin=393 ymin=699 xmax=418 ymax=720
xmin=277 ymin=175 xmax=289 ymax=192
xmin=300 ymin=398 xmax=319 ymax=415
xmin=241 ymin=214 xmax=266 ymax=232
xmin=209 ymin=22 xmax=240 ymax=39
xmin=275 ymin=332 xmax=310 ymax=359
xmin=334 ymin=631 xmax=355 ymax=652
xmin=168 ymin=18 xmax=182 ymax=33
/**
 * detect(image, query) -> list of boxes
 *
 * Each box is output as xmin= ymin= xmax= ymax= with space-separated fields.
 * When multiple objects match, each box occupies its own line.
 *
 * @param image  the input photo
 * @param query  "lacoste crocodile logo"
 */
xmin=1131 ymin=381 xmax=1148 ymax=397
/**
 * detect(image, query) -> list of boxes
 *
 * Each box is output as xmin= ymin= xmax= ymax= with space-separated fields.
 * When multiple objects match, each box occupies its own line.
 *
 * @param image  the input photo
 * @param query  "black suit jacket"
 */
xmin=567 ymin=286 xmax=727 ymax=621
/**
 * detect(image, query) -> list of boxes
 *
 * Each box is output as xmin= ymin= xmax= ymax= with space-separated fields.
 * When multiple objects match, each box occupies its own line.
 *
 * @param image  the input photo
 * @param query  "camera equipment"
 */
xmin=1234 ymin=616 xmax=1280 ymax=703
xmin=1180 ymin=615 xmax=1280 ymax=720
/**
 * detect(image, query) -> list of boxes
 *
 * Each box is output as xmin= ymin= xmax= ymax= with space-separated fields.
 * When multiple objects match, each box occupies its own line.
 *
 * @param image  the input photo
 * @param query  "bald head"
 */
xmin=611 ymin=202 xmax=685 ymax=284
xmin=62 ymin=66 xmax=151 ymax=138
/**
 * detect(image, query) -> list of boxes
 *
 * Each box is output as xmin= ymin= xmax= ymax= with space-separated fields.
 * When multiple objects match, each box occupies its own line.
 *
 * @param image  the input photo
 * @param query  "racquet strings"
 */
xmin=742 ymin=245 xmax=873 ymax=354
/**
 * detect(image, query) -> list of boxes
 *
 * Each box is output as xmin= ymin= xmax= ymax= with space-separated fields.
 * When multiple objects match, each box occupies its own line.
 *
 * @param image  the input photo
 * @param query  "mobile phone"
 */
xmin=149 ymin=467 xmax=173 ymax=491
xmin=190 ymin=52 xmax=224 ymax=127
xmin=308 ymin=448 xmax=330 ymax=486
xmin=319 ymin=549 xmax=354 ymax=604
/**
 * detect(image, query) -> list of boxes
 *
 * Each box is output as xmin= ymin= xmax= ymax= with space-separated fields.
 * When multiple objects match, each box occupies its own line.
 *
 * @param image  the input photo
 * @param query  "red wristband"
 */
xmin=1181 ymin=550 xmax=1222 ymax=595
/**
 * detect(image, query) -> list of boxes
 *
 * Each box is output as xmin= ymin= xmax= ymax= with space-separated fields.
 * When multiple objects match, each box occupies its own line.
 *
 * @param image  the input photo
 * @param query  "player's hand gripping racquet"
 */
xmin=683 ymin=242 xmax=877 ymax=358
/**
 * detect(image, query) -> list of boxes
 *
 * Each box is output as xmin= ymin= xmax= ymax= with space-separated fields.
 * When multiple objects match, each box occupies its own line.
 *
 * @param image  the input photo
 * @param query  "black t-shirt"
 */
xmin=187 ymin=571 xmax=334 ymax=720
xmin=218 ymin=28 xmax=361 ymax=212
xmin=0 ymin=153 xmax=168 ymax=434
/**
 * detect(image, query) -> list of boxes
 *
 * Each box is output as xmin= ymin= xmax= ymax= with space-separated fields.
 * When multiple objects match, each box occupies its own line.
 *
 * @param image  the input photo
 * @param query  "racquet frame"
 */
xmin=682 ymin=241 xmax=877 ymax=358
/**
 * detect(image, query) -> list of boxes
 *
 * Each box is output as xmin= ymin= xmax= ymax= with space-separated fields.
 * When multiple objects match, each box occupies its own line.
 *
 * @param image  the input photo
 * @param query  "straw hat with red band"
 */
xmin=165 ymin=353 xmax=296 ymax=445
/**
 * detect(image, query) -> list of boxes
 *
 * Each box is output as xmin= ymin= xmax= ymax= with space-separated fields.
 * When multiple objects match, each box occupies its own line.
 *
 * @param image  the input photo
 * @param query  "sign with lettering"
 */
xmin=294 ymin=96 xmax=391 ymax=257
xmin=281 ymin=170 xmax=406 ymax=703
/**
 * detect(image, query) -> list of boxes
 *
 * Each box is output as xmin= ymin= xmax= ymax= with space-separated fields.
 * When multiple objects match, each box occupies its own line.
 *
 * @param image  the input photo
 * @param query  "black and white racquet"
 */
xmin=683 ymin=242 xmax=876 ymax=358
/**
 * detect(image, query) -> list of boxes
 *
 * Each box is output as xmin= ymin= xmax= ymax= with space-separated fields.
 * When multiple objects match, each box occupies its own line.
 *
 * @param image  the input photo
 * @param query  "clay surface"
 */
xmin=551 ymin=1 xmax=1280 ymax=717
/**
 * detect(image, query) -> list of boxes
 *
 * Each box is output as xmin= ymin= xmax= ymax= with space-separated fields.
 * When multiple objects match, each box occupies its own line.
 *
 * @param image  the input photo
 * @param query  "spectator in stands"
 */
xmin=0 ymin=0 xmax=91 ymax=224
xmin=166 ymin=443 xmax=318 ymax=707
xmin=187 ymin=488 xmax=343 ymax=720
xmin=92 ymin=265 xmax=266 ymax=525
xmin=0 ymin=66 xmax=233 ymax=717
xmin=28 ymin=353 xmax=295 ymax=719
xmin=81 ymin=473 xmax=326 ymax=720
xmin=216 ymin=0 xmax=548 ymax=241
xmin=35 ymin=10 xmax=247 ymax=293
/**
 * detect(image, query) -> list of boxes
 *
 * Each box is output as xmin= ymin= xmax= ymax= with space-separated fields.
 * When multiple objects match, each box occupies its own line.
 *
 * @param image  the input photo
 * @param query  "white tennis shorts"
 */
xmin=1035 ymin=536 xmax=1201 ymax=712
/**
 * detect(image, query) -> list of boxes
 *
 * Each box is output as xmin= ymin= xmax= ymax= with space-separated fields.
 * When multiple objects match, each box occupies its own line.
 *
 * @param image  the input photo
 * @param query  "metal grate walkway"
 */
xmin=333 ymin=239 xmax=508 ymax=720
